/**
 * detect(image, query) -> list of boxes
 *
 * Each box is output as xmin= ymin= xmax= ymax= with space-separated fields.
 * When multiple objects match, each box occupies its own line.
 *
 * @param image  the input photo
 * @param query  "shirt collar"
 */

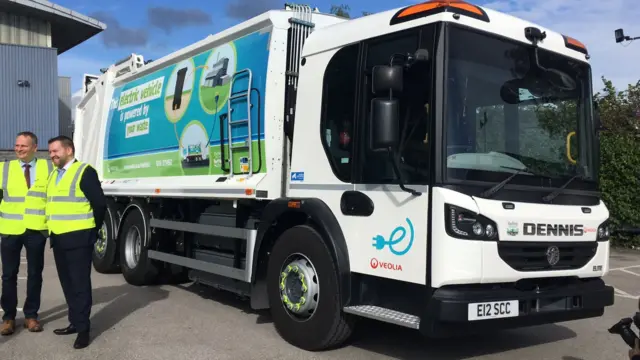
xmin=60 ymin=158 xmax=75 ymax=171
xmin=19 ymin=158 xmax=36 ymax=168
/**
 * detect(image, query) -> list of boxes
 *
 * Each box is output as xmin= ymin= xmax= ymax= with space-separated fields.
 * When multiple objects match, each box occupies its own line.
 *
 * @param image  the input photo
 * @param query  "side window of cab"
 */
xmin=319 ymin=44 xmax=360 ymax=182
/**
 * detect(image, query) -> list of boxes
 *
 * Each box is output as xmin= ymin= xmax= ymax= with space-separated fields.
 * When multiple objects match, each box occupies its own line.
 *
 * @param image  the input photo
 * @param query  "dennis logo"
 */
xmin=370 ymin=258 xmax=403 ymax=271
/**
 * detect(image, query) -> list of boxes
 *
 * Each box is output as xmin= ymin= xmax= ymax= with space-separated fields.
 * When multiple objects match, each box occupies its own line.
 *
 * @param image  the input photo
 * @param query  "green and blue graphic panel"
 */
xmin=103 ymin=28 xmax=270 ymax=179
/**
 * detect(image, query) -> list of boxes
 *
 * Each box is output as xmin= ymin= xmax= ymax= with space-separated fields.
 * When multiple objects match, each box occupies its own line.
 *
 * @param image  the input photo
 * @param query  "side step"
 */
xmin=343 ymin=305 xmax=420 ymax=329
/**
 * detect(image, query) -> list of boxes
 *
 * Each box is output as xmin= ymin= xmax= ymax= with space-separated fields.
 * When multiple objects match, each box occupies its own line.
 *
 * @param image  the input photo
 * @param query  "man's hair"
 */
xmin=48 ymin=135 xmax=75 ymax=153
xmin=17 ymin=131 xmax=38 ymax=146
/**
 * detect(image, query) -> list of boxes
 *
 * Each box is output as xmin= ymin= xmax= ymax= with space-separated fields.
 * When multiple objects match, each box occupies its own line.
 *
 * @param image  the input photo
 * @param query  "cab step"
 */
xmin=343 ymin=305 xmax=420 ymax=329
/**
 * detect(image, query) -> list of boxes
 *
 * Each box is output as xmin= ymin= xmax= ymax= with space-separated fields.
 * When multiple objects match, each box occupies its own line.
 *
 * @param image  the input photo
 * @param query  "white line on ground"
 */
xmin=615 ymin=288 xmax=640 ymax=300
xmin=610 ymin=264 xmax=640 ymax=271
xmin=620 ymin=268 xmax=640 ymax=276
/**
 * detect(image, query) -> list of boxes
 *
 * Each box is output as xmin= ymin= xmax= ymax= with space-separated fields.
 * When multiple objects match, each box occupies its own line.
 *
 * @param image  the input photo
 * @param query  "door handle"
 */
xmin=340 ymin=190 xmax=374 ymax=217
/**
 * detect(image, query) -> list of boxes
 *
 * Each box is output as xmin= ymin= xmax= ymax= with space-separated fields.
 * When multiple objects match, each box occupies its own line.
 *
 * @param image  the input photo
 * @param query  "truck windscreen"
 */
xmin=444 ymin=25 xmax=597 ymax=192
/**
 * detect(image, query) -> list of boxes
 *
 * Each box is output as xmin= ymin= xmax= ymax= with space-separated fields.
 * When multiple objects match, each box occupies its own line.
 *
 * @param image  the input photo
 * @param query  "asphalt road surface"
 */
xmin=1 ymin=247 xmax=639 ymax=360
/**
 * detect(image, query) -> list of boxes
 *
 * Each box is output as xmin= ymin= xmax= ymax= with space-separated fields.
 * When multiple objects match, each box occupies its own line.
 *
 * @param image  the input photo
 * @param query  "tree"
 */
xmin=330 ymin=4 xmax=350 ymax=18
xmin=595 ymin=77 xmax=640 ymax=246
xmin=329 ymin=4 xmax=371 ymax=19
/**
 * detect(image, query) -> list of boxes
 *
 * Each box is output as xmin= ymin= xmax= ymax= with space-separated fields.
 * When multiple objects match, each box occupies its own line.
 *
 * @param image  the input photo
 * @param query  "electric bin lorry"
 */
xmin=74 ymin=1 xmax=615 ymax=351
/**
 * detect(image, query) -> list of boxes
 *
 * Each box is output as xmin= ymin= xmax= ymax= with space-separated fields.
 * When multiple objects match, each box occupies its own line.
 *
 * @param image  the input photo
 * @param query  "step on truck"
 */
xmin=74 ymin=0 xmax=615 ymax=351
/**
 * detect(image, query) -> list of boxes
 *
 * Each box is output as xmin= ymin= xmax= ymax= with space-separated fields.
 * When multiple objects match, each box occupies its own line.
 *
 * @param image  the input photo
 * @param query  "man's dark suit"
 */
xmin=50 ymin=161 xmax=106 ymax=337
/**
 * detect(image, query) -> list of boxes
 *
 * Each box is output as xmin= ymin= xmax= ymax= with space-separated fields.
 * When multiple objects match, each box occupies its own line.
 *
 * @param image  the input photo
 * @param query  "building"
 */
xmin=0 ymin=0 xmax=105 ymax=155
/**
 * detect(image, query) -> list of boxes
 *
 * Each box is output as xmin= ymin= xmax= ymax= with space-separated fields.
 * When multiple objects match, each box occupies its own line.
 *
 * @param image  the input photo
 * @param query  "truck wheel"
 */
xmin=267 ymin=225 xmax=354 ymax=351
xmin=119 ymin=206 xmax=158 ymax=286
xmin=92 ymin=207 xmax=119 ymax=273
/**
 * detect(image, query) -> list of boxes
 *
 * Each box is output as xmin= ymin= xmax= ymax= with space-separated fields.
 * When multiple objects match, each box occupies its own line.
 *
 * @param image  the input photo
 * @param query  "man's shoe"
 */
xmin=73 ymin=332 xmax=90 ymax=349
xmin=0 ymin=320 xmax=15 ymax=336
xmin=53 ymin=324 xmax=77 ymax=335
xmin=24 ymin=318 xmax=43 ymax=332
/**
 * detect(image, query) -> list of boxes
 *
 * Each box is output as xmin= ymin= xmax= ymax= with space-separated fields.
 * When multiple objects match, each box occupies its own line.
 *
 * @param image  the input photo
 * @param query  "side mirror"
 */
xmin=370 ymin=65 xmax=402 ymax=151
xmin=371 ymin=65 xmax=403 ymax=94
xmin=370 ymin=98 xmax=400 ymax=151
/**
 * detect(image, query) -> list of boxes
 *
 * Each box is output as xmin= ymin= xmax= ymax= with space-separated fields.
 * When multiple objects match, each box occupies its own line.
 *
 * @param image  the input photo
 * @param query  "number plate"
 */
xmin=468 ymin=300 xmax=519 ymax=321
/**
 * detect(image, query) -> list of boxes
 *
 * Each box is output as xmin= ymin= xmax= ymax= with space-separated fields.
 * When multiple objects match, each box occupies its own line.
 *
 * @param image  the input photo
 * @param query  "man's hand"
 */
xmin=629 ymin=338 xmax=640 ymax=359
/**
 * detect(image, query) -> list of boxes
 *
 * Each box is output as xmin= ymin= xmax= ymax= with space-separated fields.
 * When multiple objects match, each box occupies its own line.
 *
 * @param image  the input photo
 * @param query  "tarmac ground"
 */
xmin=0 ymin=246 xmax=639 ymax=360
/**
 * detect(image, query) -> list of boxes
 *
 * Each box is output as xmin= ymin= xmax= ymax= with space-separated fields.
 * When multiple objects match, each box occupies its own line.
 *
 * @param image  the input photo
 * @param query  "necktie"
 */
xmin=24 ymin=164 xmax=31 ymax=188
xmin=56 ymin=169 xmax=65 ymax=185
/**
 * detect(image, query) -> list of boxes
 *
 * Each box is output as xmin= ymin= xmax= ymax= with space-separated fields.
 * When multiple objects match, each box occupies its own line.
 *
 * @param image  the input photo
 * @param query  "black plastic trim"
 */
xmin=340 ymin=191 xmax=374 ymax=216
xmin=252 ymin=197 xmax=351 ymax=305
xmin=421 ymin=277 xmax=614 ymax=336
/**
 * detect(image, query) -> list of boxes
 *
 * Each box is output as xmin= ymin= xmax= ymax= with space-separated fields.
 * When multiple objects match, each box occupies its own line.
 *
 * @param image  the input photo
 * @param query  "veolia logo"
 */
xmin=372 ymin=218 xmax=415 ymax=256
xmin=370 ymin=258 xmax=402 ymax=271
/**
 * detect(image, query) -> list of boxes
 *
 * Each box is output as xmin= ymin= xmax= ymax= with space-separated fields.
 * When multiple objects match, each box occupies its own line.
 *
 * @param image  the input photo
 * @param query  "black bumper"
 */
xmin=420 ymin=277 xmax=614 ymax=337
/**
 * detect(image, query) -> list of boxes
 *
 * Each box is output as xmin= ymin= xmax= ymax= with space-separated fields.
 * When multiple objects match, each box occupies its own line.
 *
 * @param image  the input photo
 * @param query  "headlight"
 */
xmin=445 ymin=204 xmax=499 ymax=241
xmin=597 ymin=220 xmax=611 ymax=241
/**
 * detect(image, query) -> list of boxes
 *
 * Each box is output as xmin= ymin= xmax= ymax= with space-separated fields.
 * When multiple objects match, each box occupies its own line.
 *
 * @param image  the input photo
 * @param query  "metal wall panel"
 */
xmin=0 ymin=11 xmax=51 ymax=48
xmin=58 ymin=76 xmax=72 ymax=138
xmin=0 ymin=43 xmax=58 ymax=150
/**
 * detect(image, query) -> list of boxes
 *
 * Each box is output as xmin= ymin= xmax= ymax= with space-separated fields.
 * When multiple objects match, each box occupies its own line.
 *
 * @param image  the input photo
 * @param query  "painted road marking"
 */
xmin=615 ymin=288 xmax=640 ymax=300
xmin=620 ymin=268 xmax=640 ymax=276
xmin=609 ymin=264 xmax=640 ymax=299
xmin=610 ymin=265 xmax=640 ymax=271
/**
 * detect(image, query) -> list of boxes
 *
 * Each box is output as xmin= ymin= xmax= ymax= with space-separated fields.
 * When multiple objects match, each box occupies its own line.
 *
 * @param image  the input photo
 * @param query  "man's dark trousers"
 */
xmin=51 ymin=229 xmax=94 ymax=333
xmin=0 ymin=229 xmax=46 ymax=321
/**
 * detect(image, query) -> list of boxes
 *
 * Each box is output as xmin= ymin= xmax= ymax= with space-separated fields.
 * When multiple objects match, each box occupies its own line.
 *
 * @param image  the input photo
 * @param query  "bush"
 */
xmin=597 ymin=77 xmax=640 ymax=247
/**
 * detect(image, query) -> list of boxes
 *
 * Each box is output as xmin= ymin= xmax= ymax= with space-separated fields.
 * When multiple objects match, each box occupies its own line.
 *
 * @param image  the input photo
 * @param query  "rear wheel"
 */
xmin=119 ymin=205 xmax=159 ymax=286
xmin=267 ymin=225 xmax=354 ymax=351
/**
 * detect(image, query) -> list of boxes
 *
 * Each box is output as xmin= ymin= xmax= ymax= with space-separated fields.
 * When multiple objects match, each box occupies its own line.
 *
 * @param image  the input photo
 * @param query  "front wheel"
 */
xmin=266 ymin=225 xmax=354 ymax=351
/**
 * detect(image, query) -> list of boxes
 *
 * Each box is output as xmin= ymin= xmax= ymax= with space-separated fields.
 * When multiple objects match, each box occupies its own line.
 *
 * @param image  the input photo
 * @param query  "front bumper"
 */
xmin=420 ymin=277 xmax=614 ymax=337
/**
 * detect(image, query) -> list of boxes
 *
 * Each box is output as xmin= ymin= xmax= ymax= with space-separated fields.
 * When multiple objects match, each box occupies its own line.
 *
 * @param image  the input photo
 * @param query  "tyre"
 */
xmin=119 ymin=204 xmax=159 ymax=286
xmin=267 ymin=225 xmax=354 ymax=351
xmin=92 ymin=207 xmax=120 ymax=273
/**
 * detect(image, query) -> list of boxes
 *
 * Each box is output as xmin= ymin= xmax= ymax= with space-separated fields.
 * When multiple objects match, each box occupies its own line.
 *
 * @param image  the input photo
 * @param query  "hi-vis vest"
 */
xmin=45 ymin=161 xmax=95 ymax=235
xmin=0 ymin=159 xmax=53 ymax=235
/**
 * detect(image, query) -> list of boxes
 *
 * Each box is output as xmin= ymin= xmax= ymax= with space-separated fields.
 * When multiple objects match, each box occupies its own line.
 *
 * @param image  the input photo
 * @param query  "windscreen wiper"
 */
xmin=479 ymin=167 xmax=527 ymax=198
xmin=542 ymin=174 xmax=584 ymax=203
xmin=479 ymin=166 xmax=551 ymax=199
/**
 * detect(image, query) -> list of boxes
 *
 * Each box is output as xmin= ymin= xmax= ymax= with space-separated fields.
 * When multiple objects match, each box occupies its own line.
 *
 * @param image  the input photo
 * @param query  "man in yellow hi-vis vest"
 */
xmin=0 ymin=131 xmax=52 ymax=336
xmin=46 ymin=135 xmax=106 ymax=349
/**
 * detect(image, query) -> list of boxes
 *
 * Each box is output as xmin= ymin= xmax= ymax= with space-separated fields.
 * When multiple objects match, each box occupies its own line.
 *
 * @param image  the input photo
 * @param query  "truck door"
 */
xmin=345 ymin=25 xmax=437 ymax=285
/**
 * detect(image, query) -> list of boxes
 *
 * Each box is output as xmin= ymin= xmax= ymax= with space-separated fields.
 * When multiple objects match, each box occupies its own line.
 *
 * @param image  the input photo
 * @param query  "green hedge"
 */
xmin=597 ymin=78 xmax=640 ymax=247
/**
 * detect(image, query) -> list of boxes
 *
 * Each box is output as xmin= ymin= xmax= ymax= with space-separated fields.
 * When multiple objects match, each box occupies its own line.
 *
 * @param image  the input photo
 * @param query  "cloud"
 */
xmin=71 ymin=89 xmax=83 ymax=122
xmin=56 ymin=53 xmax=107 ymax=121
xmin=89 ymin=11 xmax=148 ymax=48
xmin=480 ymin=0 xmax=640 ymax=90
xmin=58 ymin=54 xmax=107 ymax=82
xmin=225 ymin=0 xmax=279 ymax=20
xmin=148 ymin=7 xmax=212 ymax=34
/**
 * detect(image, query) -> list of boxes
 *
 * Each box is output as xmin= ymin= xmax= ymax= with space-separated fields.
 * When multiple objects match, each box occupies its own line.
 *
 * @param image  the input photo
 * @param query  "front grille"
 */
xmin=497 ymin=241 xmax=598 ymax=271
